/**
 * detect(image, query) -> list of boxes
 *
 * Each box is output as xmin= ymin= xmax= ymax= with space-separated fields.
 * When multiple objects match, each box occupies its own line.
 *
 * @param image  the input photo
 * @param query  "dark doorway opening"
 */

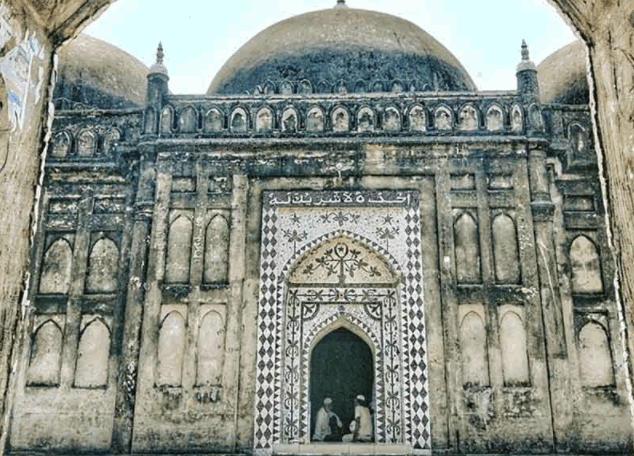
xmin=310 ymin=327 xmax=373 ymax=440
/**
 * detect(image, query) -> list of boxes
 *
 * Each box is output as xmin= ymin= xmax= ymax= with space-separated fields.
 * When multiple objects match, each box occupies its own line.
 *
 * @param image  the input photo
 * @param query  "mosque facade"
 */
xmin=5 ymin=3 xmax=631 ymax=455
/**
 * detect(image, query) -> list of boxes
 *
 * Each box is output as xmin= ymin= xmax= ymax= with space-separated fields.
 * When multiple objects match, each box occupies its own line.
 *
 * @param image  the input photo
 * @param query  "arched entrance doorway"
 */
xmin=310 ymin=327 xmax=373 ymax=439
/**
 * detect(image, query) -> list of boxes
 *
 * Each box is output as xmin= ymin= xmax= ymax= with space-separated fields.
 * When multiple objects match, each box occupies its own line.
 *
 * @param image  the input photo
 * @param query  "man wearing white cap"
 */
xmin=313 ymin=397 xmax=343 ymax=441
xmin=343 ymin=395 xmax=373 ymax=442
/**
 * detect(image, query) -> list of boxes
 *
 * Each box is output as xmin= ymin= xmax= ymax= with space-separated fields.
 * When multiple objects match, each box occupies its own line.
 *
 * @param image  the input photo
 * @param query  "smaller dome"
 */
xmin=538 ymin=40 xmax=588 ymax=105
xmin=54 ymin=34 xmax=149 ymax=110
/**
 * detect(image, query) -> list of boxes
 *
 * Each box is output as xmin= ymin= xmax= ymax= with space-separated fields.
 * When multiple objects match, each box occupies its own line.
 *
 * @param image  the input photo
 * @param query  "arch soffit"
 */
xmin=283 ymin=230 xmax=401 ymax=285
xmin=307 ymin=314 xmax=379 ymax=359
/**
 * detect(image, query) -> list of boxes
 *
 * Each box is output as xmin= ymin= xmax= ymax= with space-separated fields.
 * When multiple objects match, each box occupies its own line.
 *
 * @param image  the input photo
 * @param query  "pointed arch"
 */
xmin=85 ymin=237 xmax=119 ymax=293
xmin=256 ymin=106 xmax=274 ymax=133
xmin=331 ymin=106 xmax=350 ymax=133
xmin=40 ymin=238 xmax=73 ymax=294
xmin=510 ymin=104 xmax=523 ymax=132
xmin=281 ymin=107 xmax=299 ymax=133
xmin=165 ymin=215 xmax=193 ymax=284
xmin=459 ymin=312 xmax=489 ymax=385
xmin=434 ymin=105 xmax=453 ymax=131
xmin=306 ymin=106 xmax=325 ymax=132
xmin=500 ymin=311 xmax=530 ymax=385
xmin=196 ymin=310 xmax=225 ymax=385
xmin=160 ymin=105 xmax=174 ymax=135
xmin=408 ymin=105 xmax=426 ymax=132
xmin=51 ymin=131 xmax=71 ymax=158
xmin=458 ymin=104 xmax=479 ymax=131
xmin=354 ymin=80 xmax=367 ymax=93
xmin=230 ymin=107 xmax=248 ymax=133
xmin=263 ymin=80 xmax=276 ymax=95
xmin=144 ymin=107 xmax=157 ymax=134
xmin=179 ymin=105 xmax=198 ymax=133
xmin=570 ymin=235 xmax=603 ymax=293
xmin=27 ymin=320 xmax=62 ymax=386
xmin=204 ymin=214 xmax=230 ymax=284
xmin=579 ymin=321 xmax=615 ymax=387
xmin=486 ymin=104 xmax=504 ymax=131
xmin=299 ymin=79 xmax=313 ymax=94
xmin=102 ymin=128 xmax=121 ymax=155
xmin=382 ymin=106 xmax=401 ymax=132
xmin=357 ymin=106 xmax=375 ymax=132
xmin=454 ymin=212 xmax=481 ymax=283
xmin=204 ymin=107 xmax=224 ymax=133
xmin=157 ymin=311 xmax=186 ymax=386
xmin=317 ymin=80 xmax=331 ymax=94
xmin=74 ymin=319 xmax=110 ymax=388
xmin=76 ymin=129 xmax=96 ymax=157
xmin=492 ymin=214 xmax=521 ymax=283
xmin=279 ymin=81 xmax=294 ymax=95
xmin=334 ymin=79 xmax=347 ymax=94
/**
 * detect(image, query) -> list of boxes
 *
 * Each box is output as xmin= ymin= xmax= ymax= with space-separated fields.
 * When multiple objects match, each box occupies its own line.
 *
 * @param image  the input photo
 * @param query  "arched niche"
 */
xmin=317 ymin=80 xmax=331 ymax=94
xmin=486 ymin=105 xmax=504 ymax=131
xmin=256 ymin=107 xmax=274 ymax=133
xmin=299 ymin=79 xmax=313 ymax=94
xmin=357 ymin=107 xmax=375 ymax=133
xmin=331 ymin=107 xmax=350 ymax=133
xmin=500 ymin=311 xmax=530 ymax=385
xmin=281 ymin=108 xmax=299 ymax=133
xmin=307 ymin=107 xmax=325 ymax=132
xmin=492 ymin=214 xmax=521 ymax=283
xmin=74 ymin=319 xmax=110 ymax=388
xmin=179 ymin=105 xmax=198 ymax=133
xmin=309 ymin=326 xmax=374 ymax=441
xmin=40 ymin=238 xmax=73 ymax=294
xmin=334 ymin=79 xmax=347 ymax=94
xmin=570 ymin=235 xmax=603 ymax=293
xmin=569 ymin=123 xmax=588 ymax=157
xmin=458 ymin=104 xmax=479 ymax=131
xmin=529 ymin=104 xmax=543 ymax=130
xmin=85 ymin=237 xmax=119 ymax=293
xmin=263 ymin=80 xmax=276 ymax=95
xmin=77 ymin=129 xmax=96 ymax=157
xmin=27 ymin=320 xmax=62 ymax=386
xmin=510 ymin=105 xmax=523 ymax=132
xmin=157 ymin=311 xmax=186 ymax=386
xmin=382 ymin=106 xmax=401 ymax=132
xmin=391 ymin=80 xmax=404 ymax=93
xmin=230 ymin=107 xmax=248 ymax=133
xmin=279 ymin=81 xmax=294 ymax=95
xmin=579 ymin=321 xmax=615 ymax=387
xmin=51 ymin=131 xmax=71 ymax=158
xmin=160 ymin=106 xmax=174 ymax=135
xmin=354 ymin=80 xmax=367 ymax=93
xmin=204 ymin=108 xmax=224 ymax=133
xmin=459 ymin=312 xmax=489 ymax=385
xmin=144 ymin=107 xmax=157 ymax=134
xmin=434 ymin=105 xmax=453 ymax=131
xmin=165 ymin=215 xmax=193 ymax=284
xmin=204 ymin=214 xmax=230 ymax=284
xmin=102 ymin=128 xmax=121 ymax=155
xmin=454 ymin=212 xmax=481 ymax=283
xmin=196 ymin=310 xmax=225 ymax=386
xmin=408 ymin=105 xmax=426 ymax=132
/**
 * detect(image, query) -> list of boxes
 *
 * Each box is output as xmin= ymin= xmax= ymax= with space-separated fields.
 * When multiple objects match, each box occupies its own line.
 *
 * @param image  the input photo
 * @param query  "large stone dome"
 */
xmin=53 ymin=34 xmax=149 ymax=110
xmin=207 ymin=5 xmax=476 ymax=95
xmin=538 ymin=40 xmax=588 ymax=105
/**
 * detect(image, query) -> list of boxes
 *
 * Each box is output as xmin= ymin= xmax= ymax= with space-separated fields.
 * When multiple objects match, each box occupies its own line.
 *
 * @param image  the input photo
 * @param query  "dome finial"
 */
xmin=335 ymin=0 xmax=348 ymax=9
xmin=521 ymin=39 xmax=530 ymax=61
xmin=156 ymin=42 xmax=164 ymax=65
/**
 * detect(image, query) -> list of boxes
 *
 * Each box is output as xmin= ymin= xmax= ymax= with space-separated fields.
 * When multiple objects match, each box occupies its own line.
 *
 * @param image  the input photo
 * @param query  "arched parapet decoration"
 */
xmin=510 ymin=104 xmax=523 ymax=132
xmin=568 ymin=123 xmax=589 ymax=157
xmin=102 ymin=127 xmax=121 ymax=155
xmin=178 ymin=105 xmax=198 ymax=133
xmin=317 ymin=80 xmax=331 ymax=94
xmin=144 ymin=107 xmax=157 ymax=134
xmin=255 ymin=106 xmax=274 ymax=133
xmin=391 ymin=79 xmax=404 ymax=93
xmin=281 ymin=107 xmax=299 ymax=133
xmin=230 ymin=106 xmax=249 ymax=133
xmin=74 ymin=317 xmax=111 ymax=388
xmin=263 ymin=80 xmax=276 ymax=95
xmin=570 ymin=234 xmax=603 ymax=294
xmin=330 ymin=105 xmax=351 ymax=133
xmin=578 ymin=319 xmax=615 ymax=387
xmin=160 ymin=105 xmax=174 ymax=135
xmin=76 ymin=129 xmax=97 ymax=157
xmin=528 ymin=103 xmax=544 ymax=130
xmin=382 ymin=106 xmax=401 ymax=132
xmin=408 ymin=104 xmax=427 ymax=132
xmin=334 ymin=79 xmax=348 ymax=94
xmin=279 ymin=81 xmax=294 ymax=95
xmin=357 ymin=106 xmax=375 ymax=133
xmin=299 ymin=79 xmax=313 ymax=94
xmin=39 ymin=237 xmax=73 ymax=294
xmin=434 ymin=104 xmax=454 ymax=131
xmin=50 ymin=131 xmax=72 ymax=159
xmin=27 ymin=319 xmax=63 ymax=386
xmin=486 ymin=104 xmax=504 ymax=131
xmin=85 ymin=236 xmax=119 ymax=293
xmin=458 ymin=103 xmax=479 ymax=131
xmin=354 ymin=79 xmax=367 ymax=93
xmin=204 ymin=107 xmax=225 ymax=133
xmin=370 ymin=80 xmax=384 ymax=92
xmin=306 ymin=106 xmax=325 ymax=132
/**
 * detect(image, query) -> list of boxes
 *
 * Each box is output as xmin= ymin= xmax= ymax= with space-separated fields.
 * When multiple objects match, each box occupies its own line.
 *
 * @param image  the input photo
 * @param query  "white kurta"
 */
xmin=313 ymin=407 xmax=341 ymax=441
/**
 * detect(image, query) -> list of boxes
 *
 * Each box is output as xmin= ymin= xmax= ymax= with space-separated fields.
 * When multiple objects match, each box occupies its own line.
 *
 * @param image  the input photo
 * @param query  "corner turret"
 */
xmin=516 ymin=40 xmax=539 ymax=101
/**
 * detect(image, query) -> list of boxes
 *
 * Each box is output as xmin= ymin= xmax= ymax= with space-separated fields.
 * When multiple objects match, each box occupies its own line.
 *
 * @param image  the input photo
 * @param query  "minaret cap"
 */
xmin=149 ymin=41 xmax=169 ymax=77
xmin=517 ymin=39 xmax=536 ymax=72
xmin=335 ymin=0 xmax=348 ymax=9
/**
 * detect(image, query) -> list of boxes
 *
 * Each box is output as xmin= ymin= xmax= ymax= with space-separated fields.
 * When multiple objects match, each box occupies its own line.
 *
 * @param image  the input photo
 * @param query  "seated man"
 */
xmin=343 ymin=395 xmax=373 ymax=442
xmin=313 ymin=397 xmax=343 ymax=442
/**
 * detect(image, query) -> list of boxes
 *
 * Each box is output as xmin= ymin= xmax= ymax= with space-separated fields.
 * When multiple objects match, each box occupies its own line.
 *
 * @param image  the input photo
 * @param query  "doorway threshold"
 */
xmin=273 ymin=443 xmax=422 ymax=455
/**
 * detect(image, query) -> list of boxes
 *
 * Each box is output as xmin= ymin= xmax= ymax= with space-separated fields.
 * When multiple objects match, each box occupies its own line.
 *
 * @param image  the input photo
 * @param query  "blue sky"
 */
xmin=85 ymin=0 xmax=578 ymax=94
